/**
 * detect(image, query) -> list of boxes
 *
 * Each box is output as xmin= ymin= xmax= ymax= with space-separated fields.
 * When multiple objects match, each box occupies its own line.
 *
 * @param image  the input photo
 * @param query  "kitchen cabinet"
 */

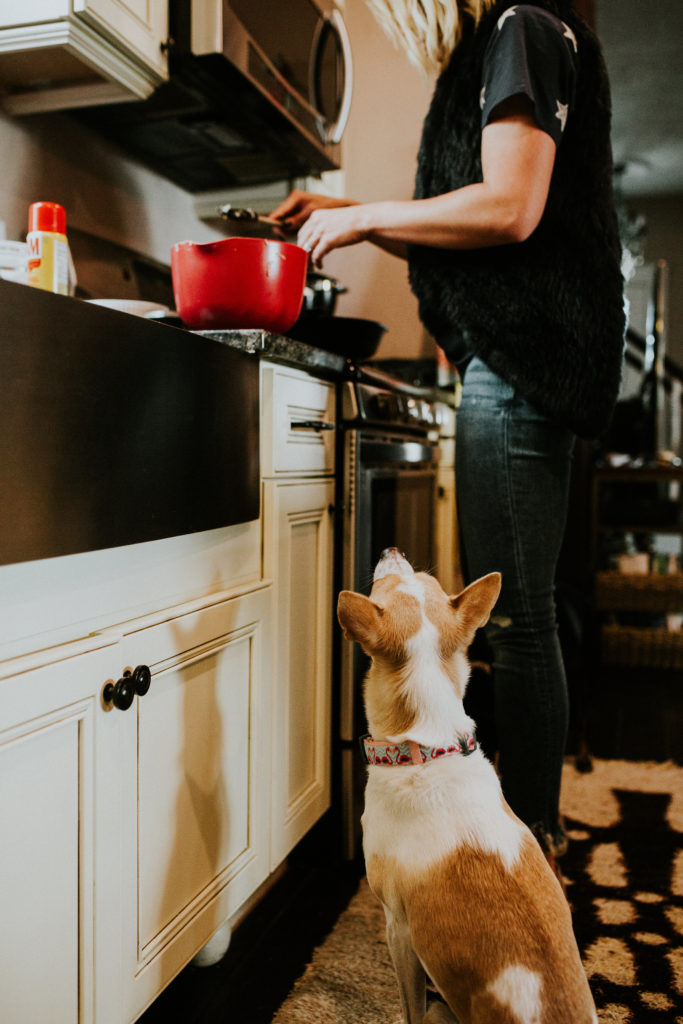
xmin=0 ymin=0 xmax=168 ymax=115
xmin=115 ymin=586 xmax=272 ymax=1022
xmin=0 ymin=586 xmax=273 ymax=1024
xmin=265 ymin=479 xmax=335 ymax=866
xmin=0 ymin=639 xmax=118 ymax=1024
xmin=261 ymin=364 xmax=335 ymax=866
xmin=0 ymin=348 xmax=337 ymax=1023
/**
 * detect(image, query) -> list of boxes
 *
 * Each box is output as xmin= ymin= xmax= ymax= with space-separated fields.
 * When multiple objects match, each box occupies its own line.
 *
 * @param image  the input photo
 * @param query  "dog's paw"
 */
xmin=423 ymin=999 xmax=459 ymax=1024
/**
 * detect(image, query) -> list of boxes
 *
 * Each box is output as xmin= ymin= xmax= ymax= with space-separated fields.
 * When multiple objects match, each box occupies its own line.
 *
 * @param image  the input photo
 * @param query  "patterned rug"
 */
xmin=272 ymin=759 xmax=683 ymax=1024
xmin=561 ymin=759 xmax=683 ymax=1023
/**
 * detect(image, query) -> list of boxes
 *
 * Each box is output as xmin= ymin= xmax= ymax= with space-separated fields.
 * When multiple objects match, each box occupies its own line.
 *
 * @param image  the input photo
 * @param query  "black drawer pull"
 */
xmin=291 ymin=420 xmax=335 ymax=432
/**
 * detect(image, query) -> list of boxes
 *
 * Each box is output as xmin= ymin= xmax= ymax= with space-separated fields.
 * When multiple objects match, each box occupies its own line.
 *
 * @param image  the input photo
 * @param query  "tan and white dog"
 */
xmin=337 ymin=548 xmax=597 ymax=1024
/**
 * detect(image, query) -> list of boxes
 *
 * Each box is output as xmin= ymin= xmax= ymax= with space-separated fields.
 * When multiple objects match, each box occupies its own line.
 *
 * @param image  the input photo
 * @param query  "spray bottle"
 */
xmin=26 ymin=201 xmax=70 ymax=295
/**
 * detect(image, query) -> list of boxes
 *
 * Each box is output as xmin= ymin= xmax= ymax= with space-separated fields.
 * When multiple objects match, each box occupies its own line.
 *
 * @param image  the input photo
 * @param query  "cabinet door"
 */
xmin=435 ymin=464 xmax=460 ymax=594
xmin=115 ymin=588 xmax=272 ymax=1021
xmin=265 ymin=479 xmax=334 ymax=867
xmin=0 ymin=643 xmax=118 ymax=1024
xmin=75 ymin=0 xmax=168 ymax=76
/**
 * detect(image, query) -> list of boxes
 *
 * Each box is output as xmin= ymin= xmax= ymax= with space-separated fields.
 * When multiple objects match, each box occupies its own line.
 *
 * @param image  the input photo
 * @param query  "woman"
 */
xmin=272 ymin=0 xmax=624 ymax=870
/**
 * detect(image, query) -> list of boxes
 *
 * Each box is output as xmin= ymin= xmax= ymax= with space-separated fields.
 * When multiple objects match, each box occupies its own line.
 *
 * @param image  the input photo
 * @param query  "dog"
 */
xmin=337 ymin=548 xmax=597 ymax=1024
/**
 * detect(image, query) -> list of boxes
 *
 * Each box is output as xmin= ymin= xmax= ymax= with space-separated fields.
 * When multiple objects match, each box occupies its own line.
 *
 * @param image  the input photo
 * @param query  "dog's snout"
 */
xmin=374 ymin=547 xmax=413 ymax=582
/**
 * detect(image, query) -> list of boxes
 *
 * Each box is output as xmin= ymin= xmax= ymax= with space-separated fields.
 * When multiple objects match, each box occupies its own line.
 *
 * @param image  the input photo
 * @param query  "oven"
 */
xmin=335 ymin=365 xmax=442 ymax=858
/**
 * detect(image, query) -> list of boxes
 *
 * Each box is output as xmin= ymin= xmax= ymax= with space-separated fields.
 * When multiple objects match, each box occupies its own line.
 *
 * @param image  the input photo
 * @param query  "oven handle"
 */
xmin=291 ymin=419 xmax=336 ymax=432
xmin=360 ymin=437 xmax=439 ymax=464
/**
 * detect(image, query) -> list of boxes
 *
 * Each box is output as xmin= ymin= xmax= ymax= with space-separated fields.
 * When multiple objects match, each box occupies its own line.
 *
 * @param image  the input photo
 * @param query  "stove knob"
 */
xmin=377 ymin=392 xmax=399 ymax=419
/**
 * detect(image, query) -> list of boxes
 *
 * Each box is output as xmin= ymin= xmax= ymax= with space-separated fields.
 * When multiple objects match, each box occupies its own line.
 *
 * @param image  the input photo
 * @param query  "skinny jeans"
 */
xmin=455 ymin=356 xmax=575 ymax=855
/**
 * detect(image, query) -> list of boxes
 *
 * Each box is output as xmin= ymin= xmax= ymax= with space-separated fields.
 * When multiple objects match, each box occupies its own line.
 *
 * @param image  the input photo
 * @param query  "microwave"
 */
xmin=204 ymin=0 xmax=353 ymax=148
xmin=80 ymin=0 xmax=353 ymax=192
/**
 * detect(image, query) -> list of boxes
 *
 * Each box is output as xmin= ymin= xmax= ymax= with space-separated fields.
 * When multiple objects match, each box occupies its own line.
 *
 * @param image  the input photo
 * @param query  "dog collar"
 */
xmin=361 ymin=733 xmax=477 ymax=766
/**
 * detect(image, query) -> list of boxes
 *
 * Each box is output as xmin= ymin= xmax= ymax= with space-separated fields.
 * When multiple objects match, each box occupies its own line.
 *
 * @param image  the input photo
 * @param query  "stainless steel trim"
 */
xmin=319 ymin=10 xmax=353 ymax=145
xmin=360 ymin=436 xmax=440 ymax=465
xmin=341 ymin=747 xmax=357 ymax=860
xmin=339 ymin=428 xmax=358 ymax=742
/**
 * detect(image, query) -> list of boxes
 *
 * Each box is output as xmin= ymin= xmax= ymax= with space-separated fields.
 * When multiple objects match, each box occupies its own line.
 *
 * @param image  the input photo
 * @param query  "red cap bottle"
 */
xmin=28 ymin=201 xmax=66 ymax=236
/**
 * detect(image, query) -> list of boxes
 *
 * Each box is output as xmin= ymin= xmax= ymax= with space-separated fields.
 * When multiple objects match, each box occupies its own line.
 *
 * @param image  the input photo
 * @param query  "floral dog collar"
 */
xmin=361 ymin=733 xmax=478 ymax=766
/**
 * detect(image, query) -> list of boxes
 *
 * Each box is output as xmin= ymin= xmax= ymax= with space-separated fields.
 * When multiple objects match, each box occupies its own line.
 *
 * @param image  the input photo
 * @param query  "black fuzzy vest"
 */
xmin=408 ymin=0 xmax=625 ymax=439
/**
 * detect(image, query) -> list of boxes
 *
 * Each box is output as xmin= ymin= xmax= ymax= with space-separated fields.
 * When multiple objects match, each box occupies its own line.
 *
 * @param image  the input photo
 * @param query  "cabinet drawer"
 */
xmin=261 ymin=365 xmax=335 ymax=477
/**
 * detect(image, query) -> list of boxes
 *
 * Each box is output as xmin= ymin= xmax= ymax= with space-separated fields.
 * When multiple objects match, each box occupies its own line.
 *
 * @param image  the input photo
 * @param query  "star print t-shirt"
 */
xmin=442 ymin=5 xmax=578 ymax=372
xmin=480 ymin=5 xmax=578 ymax=145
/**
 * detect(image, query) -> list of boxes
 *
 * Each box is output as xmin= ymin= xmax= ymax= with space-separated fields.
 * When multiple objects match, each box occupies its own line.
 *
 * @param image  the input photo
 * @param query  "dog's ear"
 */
xmin=449 ymin=572 xmax=502 ymax=646
xmin=337 ymin=591 xmax=384 ymax=648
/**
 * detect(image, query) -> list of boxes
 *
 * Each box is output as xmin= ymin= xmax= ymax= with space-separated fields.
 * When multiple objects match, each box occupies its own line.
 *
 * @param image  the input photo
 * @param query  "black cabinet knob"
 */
xmin=103 ymin=665 xmax=152 ymax=710
xmin=132 ymin=664 xmax=152 ymax=697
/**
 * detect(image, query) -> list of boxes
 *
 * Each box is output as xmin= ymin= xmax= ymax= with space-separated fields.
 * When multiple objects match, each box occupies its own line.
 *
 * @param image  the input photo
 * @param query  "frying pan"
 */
xmin=287 ymin=314 xmax=387 ymax=361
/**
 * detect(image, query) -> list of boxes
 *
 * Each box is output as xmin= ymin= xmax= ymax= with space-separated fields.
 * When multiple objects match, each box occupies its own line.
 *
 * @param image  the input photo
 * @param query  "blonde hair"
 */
xmin=365 ymin=0 xmax=497 ymax=75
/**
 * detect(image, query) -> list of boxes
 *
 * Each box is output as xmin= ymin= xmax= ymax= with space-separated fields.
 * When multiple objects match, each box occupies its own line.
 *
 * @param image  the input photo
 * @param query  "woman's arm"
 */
xmin=295 ymin=96 xmax=556 ymax=265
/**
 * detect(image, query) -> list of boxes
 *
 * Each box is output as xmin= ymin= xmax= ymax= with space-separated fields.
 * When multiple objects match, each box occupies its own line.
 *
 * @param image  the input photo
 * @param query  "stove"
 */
xmin=334 ymin=363 xmax=452 ymax=858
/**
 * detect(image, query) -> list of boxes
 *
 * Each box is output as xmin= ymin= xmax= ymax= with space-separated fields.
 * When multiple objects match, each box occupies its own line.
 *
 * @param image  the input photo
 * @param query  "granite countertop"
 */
xmin=197 ymin=329 xmax=456 ymax=407
xmin=197 ymin=328 xmax=347 ymax=379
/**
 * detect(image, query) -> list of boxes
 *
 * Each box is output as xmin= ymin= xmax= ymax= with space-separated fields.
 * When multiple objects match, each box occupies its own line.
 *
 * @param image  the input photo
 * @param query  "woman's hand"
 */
xmin=297 ymin=205 xmax=372 ymax=265
xmin=270 ymin=189 xmax=357 ymax=232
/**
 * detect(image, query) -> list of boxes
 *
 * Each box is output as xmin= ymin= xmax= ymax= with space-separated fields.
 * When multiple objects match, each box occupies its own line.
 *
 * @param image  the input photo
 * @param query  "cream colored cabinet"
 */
xmin=261 ymin=363 xmax=335 ymax=868
xmin=0 ymin=640 xmax=119 ymax=1024
xmin=114 ymin=586 xmax=272 ymax=1022
xmin=264 ymin=479 xmax=334 ymax=866
xmin=75 ymin=0 xmax=168 ymax=76
xmin=0 ymin=584 xmax=272 ymax=1024
xmin=0 ymin=356 xmax=337 ymax=1022
xmin=0 ymin=0 xmax=168 ymax=115
xmin=261 ymin=363 xmax=336 ymax=479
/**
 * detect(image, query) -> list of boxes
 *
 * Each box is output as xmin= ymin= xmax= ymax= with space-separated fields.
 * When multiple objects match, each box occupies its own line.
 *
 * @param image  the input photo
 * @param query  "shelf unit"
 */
xmin=591 ymin=464 xmax=683 ymax=672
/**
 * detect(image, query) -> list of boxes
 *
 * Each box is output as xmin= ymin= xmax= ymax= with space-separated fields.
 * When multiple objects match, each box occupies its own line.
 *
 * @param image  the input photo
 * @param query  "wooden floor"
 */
xmin=137 ymin=815 xmax=362 ymax=1024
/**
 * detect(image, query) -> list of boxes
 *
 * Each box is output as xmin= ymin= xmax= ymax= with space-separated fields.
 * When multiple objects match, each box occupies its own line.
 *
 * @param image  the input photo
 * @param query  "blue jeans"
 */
xmin=455 ymin=356 xmax=575 ymax=855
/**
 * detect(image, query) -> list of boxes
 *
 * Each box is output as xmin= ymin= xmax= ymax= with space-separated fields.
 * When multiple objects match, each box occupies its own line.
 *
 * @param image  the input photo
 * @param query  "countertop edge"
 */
xmin=196 ymin=328 xmax=347 ymax=379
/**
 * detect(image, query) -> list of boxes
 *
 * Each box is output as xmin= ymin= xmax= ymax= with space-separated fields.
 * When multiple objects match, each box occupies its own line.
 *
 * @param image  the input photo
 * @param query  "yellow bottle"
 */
xmin=26 ymin=201 xmax=70 ymax=295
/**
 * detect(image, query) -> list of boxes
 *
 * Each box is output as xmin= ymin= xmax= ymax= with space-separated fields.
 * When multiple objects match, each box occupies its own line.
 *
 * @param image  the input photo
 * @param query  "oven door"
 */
xmin=338 ymin=429 xmax=439 ymax=857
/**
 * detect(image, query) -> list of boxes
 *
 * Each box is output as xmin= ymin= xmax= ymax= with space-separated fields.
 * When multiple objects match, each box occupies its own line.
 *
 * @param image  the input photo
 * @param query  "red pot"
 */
xmin=171 ymin=237 xmax=308 ymax=332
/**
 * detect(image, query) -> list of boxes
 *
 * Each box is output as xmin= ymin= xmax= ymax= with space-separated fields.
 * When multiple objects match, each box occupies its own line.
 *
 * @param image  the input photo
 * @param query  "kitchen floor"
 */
xmin=137 ymin=815 xmax=362 ymax=1024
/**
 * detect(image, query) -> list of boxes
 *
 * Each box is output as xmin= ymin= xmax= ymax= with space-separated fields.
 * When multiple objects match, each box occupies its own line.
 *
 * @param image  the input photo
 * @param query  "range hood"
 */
xmin=78 ymin=0 xmax=351 ymax=192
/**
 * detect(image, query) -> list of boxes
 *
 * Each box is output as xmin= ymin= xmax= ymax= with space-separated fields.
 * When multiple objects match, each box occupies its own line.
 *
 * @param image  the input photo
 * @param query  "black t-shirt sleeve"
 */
xmin=480 ymin=5 xmax=578 ymax=146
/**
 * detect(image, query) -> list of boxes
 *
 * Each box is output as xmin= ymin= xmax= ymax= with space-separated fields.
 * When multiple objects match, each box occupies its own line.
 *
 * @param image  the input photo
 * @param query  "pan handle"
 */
xmin=218 ymin=205 xmax=284 ymax=229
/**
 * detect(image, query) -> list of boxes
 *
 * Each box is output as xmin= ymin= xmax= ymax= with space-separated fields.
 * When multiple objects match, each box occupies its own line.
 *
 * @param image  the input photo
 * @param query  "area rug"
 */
xmin=271 ymin=759 xmax=683 ymax=1024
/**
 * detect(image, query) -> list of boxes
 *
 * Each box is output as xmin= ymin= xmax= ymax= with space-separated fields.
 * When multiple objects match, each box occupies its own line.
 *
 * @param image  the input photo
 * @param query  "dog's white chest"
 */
xmin=362 ymin=755 xmax=526 ymax=875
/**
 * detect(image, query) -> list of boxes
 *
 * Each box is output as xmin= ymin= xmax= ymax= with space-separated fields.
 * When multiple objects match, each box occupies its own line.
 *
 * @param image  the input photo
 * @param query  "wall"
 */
xmin=317 ymin=0 xmax=433 ymax=361
xmin=0 ymin=106 xmax=224 ymax=262
xmin=0 ymin=0 xmax=432 ymax=361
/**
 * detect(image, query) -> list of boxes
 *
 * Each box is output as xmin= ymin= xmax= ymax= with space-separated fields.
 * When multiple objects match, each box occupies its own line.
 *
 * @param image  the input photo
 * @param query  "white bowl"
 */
xmin=87 ymin=299 xmax=170 ymax=318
